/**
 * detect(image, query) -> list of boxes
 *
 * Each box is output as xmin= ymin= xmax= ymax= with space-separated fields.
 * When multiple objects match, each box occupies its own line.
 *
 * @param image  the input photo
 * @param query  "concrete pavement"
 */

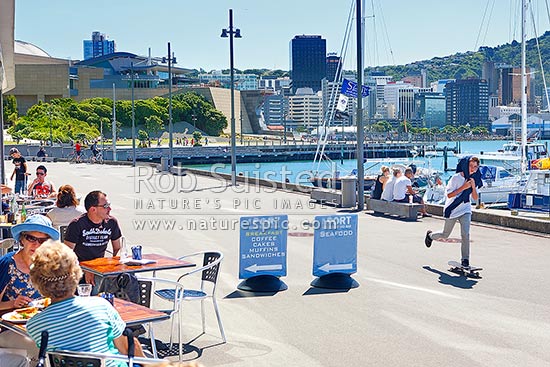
xmin=16 ymin=161 xmax=550 ymax=367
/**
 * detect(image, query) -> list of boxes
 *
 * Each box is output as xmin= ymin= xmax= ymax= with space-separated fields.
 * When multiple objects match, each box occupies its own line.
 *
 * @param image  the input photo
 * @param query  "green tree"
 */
xmin=192 ymin=131 xmax=203 ymax=146
xmin=398 ymin=121 xmax=412 ymax=133
xmin=472 ymin=126 xmax=488 ymax=135
xmin=2 ymin=95 xmax=18 ymax=127
xmin=442 ymin=125 xmax=458 ymax=134
xmin=457 ymin=125 xmax=471 ymax=134
xmin=138 ymin=130 xmax=148 ymax=146
xmin=144 ymin=115 xmax=164 ymax=138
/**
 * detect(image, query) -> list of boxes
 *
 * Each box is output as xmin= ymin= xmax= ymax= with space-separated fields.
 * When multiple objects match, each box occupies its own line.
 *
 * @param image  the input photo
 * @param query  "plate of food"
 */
xmin=28 ymin=298 xmax=51 ymax=309
xmin=2 ymin=306 xmax=40 ymax=323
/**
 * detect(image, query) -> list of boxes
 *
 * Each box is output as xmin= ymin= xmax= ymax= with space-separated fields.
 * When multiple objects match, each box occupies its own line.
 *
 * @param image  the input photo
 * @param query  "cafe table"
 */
xmin=79 ymin=253 xmax=195 ymax=290
xmin=0 ymin=297 xmax=170 ymax=358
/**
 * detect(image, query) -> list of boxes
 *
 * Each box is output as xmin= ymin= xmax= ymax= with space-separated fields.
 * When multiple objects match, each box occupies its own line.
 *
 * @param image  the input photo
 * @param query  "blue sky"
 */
xmin=14 ymin=0 xmax=550 ymax=71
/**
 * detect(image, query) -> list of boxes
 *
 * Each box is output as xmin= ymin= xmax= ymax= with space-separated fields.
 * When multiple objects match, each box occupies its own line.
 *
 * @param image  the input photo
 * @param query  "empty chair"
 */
xmin=0 ymin=238 xmax=16 ymax=256
xmin=147 ymin=251 xmax=226 ymax=360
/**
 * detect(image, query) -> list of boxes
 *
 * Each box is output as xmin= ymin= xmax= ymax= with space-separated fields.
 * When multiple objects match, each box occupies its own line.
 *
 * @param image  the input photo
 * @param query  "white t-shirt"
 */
xmin=393 ymin=176 xmax=412 ymax=201
xmin=443 ymin=173 xmax=472 ymax=218
xmin=46 ymin=205 xmax=86 ymax=229
xmin=381 ymin=176 xmax=396 ymax=201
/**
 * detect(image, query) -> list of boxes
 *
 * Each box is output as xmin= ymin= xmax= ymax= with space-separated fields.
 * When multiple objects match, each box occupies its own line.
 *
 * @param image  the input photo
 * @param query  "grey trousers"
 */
xmin=430 ymin=212 xmax=471 ymax=260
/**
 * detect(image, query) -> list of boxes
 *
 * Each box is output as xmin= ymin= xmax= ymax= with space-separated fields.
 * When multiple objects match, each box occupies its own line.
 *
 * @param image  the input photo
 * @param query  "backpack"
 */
xmin=102 ymin=273 xmax=140 ymax=304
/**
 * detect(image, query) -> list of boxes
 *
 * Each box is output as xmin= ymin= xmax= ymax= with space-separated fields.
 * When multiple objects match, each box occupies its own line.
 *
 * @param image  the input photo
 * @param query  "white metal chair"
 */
xmin=136 ymin=276 xmax=186 ymax=359
xmin=0 ymin=238 xmax=16 ymax=256
xmin=149 ymin=251 xmax=226 ymax=360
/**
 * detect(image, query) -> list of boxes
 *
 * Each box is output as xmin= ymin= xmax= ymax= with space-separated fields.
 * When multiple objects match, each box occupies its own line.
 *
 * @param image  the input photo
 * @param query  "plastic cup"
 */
xmin=131 ymin=245 xmax=142 ymax=260
xmin=77 ymin=284 xmax=92 ymax=297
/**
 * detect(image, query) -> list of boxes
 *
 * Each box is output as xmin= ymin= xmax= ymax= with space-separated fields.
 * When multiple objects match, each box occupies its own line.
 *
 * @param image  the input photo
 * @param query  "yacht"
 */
xmin=457 ymin=141 xmax=548 ymax=173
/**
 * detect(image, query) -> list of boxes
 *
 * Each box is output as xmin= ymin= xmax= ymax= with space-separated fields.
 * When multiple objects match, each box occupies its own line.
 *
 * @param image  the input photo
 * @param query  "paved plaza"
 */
xmin=18 ymin=161 xmax=550 ymax=367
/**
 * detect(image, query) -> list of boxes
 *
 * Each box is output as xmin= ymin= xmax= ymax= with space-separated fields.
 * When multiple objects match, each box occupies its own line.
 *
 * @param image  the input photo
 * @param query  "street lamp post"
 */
xmin=221 ymin=8 xmax=242 ymax=186
xmin=192 ymin=114 xmax=197 ymax=130
xmin=48 ymin=106 xmax=53 ymax=146
xmin=163 ymin=43 xmax=176 ymax=169
xmin=240 ymin=109 xmax=243 ymax=145
xmin=131 ymin=62 xmax=136 ymax=167
xmin=112 ymin=83 xmax=117 ymax=161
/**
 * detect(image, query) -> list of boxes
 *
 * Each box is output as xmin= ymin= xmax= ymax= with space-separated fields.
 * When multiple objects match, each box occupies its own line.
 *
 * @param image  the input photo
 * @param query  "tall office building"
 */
xmin=445 ymin=79 xmax=489 ymax=127
xmin=290 ymin=35 xmax=326 ymax=94
xmin=326 ymin=53 xmax=342 ymax=82
xmin=83 ymin=31 xmax=116 ymax=60
xmin=416 ymin=92 xmax=446 ymax=128
xmin=499 ymin=67 xmax=531 ymax=106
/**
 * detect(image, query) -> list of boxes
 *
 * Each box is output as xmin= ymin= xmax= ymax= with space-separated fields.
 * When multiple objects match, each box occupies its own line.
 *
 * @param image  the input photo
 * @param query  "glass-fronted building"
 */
xmin=198 ymin=72 xmax=258 ymax=91
xmin=326 ymin=53 xmax=342 ymax=82
xmin=290 ymin=35 xmax=326 ymax=94
xmin=83 ymin=31 xmax=115 ymax=60
xmin=416 ymin=92 xmax=446 ymax=128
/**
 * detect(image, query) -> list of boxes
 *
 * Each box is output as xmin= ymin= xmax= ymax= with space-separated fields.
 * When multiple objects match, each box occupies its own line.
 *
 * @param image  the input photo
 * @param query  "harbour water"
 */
xmin=189 ymin=139 xmax=550 ymax=185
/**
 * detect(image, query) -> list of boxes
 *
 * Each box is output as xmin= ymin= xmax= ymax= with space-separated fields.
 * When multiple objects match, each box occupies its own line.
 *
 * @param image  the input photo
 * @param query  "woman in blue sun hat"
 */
xmin=0 ymin=215 xmax=59 ymax=365
xmin=0 ymin=215 xmax=59 ymax=310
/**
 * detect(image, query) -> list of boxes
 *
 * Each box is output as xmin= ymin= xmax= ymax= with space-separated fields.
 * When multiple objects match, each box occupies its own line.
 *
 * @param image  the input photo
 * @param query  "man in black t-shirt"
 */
xmin=64 ymin=190 xmax=122 ymax=285
xmin=9 ymin=148 xmax=28 ymax=194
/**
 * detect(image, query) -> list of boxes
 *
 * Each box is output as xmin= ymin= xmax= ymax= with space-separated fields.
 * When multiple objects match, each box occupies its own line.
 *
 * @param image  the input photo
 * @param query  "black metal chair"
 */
xmin=59 ymin=225 xmax=68 ymax=243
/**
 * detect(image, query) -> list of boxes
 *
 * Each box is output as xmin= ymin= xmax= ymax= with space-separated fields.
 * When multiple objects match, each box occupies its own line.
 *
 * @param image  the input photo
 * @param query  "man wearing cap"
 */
xmin=27 ymin=165 xmax=56 ymax=198
xmin=9 ymin=148 xmax=28 ymax=195
xmin=64 ymin=190 xmax=122 ymax=286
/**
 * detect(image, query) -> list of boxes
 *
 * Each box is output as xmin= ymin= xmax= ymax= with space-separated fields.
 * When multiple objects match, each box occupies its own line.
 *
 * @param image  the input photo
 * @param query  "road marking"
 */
xmin=362 ymin=276 xmax=462 ymax=299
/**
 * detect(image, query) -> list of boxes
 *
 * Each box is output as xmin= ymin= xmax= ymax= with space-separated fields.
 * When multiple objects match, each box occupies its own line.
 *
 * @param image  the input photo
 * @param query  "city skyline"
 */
xmin=14 ymin=0 xmax=550 ymax=71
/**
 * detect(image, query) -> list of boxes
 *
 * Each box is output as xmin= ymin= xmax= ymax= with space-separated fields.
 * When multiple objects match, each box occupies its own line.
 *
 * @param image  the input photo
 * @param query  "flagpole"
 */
xmin=356 ymin=0 xmax=365 ymax=210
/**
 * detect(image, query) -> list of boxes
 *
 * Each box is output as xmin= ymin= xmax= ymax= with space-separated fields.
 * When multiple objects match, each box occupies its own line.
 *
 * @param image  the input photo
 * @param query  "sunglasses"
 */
xmin=94 ymin=202 xmax=111 ymax=209
xmin=22 ymin=233 xmax=50 ymax=244
xmin=36 ymin=172 xmax=45 ymax=176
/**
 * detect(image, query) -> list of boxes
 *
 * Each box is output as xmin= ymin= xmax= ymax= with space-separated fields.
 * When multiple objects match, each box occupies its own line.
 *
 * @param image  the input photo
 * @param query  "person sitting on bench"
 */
xmin=392 ymin=168 xmax=430 ymax=217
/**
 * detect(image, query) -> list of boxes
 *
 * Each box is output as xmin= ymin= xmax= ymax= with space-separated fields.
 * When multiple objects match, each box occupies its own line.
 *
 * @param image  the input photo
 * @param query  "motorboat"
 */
xmin=508 ymin=170 xmax=550 ymax=214
xmin=477 ymin=165 xmax=526 ymax=204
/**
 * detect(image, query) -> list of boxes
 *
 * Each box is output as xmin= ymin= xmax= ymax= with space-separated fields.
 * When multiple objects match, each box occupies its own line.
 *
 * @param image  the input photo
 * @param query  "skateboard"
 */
xmin=448 ymin=261 xmax=483 ymax=278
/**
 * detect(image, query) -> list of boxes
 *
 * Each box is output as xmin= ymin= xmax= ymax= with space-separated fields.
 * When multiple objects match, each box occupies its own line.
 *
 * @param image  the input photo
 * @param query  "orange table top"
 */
xmin=0 ymin=297 xmax=169 ymax=336
xmin=79 ymin=253 xmax=194 ymax=277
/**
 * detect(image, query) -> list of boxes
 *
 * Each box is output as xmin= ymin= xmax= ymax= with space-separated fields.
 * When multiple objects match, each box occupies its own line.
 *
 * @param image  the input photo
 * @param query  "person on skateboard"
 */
xmin=424 ymin=156 xmax=482 ymax=268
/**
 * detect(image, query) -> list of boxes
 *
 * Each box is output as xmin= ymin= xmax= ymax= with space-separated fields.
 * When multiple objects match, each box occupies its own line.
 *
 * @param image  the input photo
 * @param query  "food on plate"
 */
xmin=12 ymin=306 xmax=40 ymax=320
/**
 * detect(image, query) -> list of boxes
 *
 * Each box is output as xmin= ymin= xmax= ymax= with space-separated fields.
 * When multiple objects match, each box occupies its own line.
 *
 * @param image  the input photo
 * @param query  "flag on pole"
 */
xmin=336 ymin=79 xmax=370 ymax=112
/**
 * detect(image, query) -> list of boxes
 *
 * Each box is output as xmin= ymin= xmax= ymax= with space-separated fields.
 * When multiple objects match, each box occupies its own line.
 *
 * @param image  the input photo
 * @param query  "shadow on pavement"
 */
xmin=422 ymin=265 xmax=478 ymax=289
xmin=224 ymin=290 xmax=279 ymax=299
xmin=302 ymin=287 xmax=351 ymax=296
xmin=192 ymin=185 xmax=231 ymax=192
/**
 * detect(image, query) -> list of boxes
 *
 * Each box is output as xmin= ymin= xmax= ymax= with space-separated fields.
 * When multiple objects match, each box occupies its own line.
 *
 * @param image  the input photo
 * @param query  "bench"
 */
xmin=310 ymin=188 xmax=342 ymax=207
xmin=366 ymin=198 xmax=423 ymax=221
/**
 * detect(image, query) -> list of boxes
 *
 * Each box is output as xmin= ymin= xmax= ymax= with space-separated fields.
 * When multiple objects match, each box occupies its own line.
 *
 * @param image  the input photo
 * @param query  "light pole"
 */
xmin=48 ymin=106 xmax=53 ymax=146
xmin=163 ymin=43 xmax=176 ymax=169
xmin=240 ymin=109 xmax=243 ymax=145
xmin=131 ymin=62 xmax=136 ymax=167
xmin=221 ymin=8 xmax=242 ymax=186
xmin=191 ymin=113 xmax=197 ymax=130
xmin=112 ymin=82 xmax=117 ymax=161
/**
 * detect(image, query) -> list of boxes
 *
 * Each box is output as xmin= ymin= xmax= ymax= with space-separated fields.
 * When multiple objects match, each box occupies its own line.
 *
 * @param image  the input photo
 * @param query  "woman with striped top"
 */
xmin=27 ymin=241 xmax=144 ymax=367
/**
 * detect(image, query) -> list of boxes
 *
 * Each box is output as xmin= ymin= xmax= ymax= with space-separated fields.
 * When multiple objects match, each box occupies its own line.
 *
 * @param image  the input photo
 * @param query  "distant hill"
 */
xmin=364 ymin=30 xmax=550 ymax=91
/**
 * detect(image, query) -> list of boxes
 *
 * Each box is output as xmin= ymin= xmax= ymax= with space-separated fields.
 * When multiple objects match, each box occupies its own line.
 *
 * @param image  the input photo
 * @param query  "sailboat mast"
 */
xmin=521 ymin=0 xmax=528 ymax=174
xmin=356 ymin=0 xmax=365 ymax=210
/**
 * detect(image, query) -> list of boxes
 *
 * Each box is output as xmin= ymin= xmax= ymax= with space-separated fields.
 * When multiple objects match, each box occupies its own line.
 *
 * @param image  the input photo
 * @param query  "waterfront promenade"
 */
xmin=15 ymin=161 xmax=550 ymax=366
